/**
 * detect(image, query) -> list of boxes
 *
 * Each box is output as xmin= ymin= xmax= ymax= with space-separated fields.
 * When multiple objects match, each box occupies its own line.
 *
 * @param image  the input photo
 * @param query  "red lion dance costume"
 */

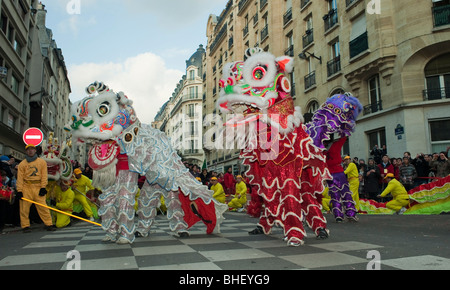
xmin=217 ymin=48 xmax=331 ymax=246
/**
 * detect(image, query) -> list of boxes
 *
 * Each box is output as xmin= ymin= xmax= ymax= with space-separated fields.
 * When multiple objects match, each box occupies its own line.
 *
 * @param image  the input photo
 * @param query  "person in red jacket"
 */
xmin=223 ymin=167 xmax=235 ymax=196
xmin=378 ymin=155 xmax=395 ymax=191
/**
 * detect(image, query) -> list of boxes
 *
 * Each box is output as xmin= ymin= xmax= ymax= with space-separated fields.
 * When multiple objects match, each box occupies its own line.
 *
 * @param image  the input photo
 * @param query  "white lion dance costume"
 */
xmin=66 ymin=82 xmax=227 ymax=244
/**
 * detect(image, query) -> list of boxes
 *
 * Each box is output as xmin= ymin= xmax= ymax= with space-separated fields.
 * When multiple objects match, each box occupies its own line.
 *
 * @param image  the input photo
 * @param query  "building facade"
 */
xmin=0 ymin=0 xmax=37 ymax=160
xmin=203 ymin=0 xmax=450 ymax=172
xmin=153 ymin=45 xmax=206 ymax=167
xmin=29 ymin=2 xmax=71 ymax=145
xmin=0 ymin=0 xmax=71 ymax=160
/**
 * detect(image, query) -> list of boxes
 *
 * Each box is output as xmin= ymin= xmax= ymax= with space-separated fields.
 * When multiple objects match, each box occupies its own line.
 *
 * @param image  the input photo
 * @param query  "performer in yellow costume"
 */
xmin=377 ymin=173 xmax=410 ymax=214
xmin=17 ymin=145 xmax=55 ymax=232
xmin=51 ymin=180 xmax=75 ymax=228
xmin=228 ymin=175 xmax=247 ymax=211
xmin=344 ymin=156 xmax=360 ymax=211
xmin=72 ymin=168 xmax=95 ymax=221
xmin=210 ymin=177 xmax=226 ymax=204
xmin=322 ymin=187 xmax=331 ymax=213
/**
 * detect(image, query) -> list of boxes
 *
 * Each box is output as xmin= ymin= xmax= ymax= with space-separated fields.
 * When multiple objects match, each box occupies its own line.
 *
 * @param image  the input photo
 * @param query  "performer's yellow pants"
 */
xmin=74 ymin=193 xmax=93 ymax=218
xmin=228 ymin=196 xmax=246 ymax=209
xmin=386 ymin=198 xmax=410 ymax=212
xmin=20 ymin=184 xmax=53 ymax=228
xmin=349 ymin=179 xmax=360 ymax=211
xmin=322 ymin=197 xmax=331 ymax=212
xmin=53 ymin=211 xmax=72 ymax=228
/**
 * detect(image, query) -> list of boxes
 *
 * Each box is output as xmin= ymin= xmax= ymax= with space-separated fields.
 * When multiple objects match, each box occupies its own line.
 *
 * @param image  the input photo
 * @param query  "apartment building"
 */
xmin=29 ymin=2 xmax=71 ymax=145
xmin=0 ymin=0 xmax=71 ymax=160
xmin=153 ymin=45 xmax=206 ymax=167
xmin=0 ymin=0 xmax=37 ymax=160
xmin=204 ymin=0 xmax=450 ymax=171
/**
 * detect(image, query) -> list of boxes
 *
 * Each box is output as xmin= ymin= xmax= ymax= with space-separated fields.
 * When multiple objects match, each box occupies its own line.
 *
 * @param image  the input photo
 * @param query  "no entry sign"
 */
xmin=23 ymin=128 xmax=44 ymax=147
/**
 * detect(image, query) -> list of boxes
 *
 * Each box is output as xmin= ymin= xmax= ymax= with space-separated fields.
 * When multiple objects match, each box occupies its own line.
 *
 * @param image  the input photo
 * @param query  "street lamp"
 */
xmin=299 ymin=51 xmax=322 ymax=64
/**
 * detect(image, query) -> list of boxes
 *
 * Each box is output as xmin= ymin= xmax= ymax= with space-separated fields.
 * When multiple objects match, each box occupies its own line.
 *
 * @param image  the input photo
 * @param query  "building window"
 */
xmin=308 ymin=101 xmax=320 ymax=114
xmin=14 ymin=39 xmax=23 ymax=58
xmin=49 ymin=111 xmax=54 ymax=129
xmin=7 ymin=113 xmax=16 ymax=130
xmin=189 ymin=70 xmax=195 ymax=80
xmin=11 ymin=74 xmax=19 ymax=95
xmin=188 ymin=104 xmax=195 ymax=118
xmin=303 ymin=15 xmax=314 ymax=48
xmin=243 ymin=14 xmax=249 ymax=37
xmin=349 ymin=13 xmax=368 ymax=59
xmin=364 ymin=75 xmax=383 ymax=115
xmin=327 ymin=40 xmax=341 ymax=77
xmin=0 ymin=13 xmax=7 ymax=35
xmin=367 ymin=128 xmax=387 ymax=153
xmin=430 ymin=118 xmax=450 ymax=153
xmin=432 ymin=0 xmax=450 ymax=27
xmin=423 ymin=53 xmax=450 ymax=100
xmin=261 ymin=13 xmax=269 ymax=42
xmin=324 ymin=0 xmax=338 ymax=31
xmin=283 ymin=0 xmax=293 ymax=26
xmin=285 ymin=32 xmax=294 ymax=56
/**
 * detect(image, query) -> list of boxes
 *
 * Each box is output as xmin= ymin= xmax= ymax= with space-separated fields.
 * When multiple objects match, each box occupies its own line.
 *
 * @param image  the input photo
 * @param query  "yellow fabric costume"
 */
xmin=73 ymin=174 xmax=95 ymax=218
xmin=322 ymin=187 xmax=331 ymax=212
xmin=380 ymin=178 xmax=410 ymax=212
xmin=345 ymin=162 xmax=360 ymax=211
xmin=17 ymin=157 xmax=53 ymax=228
xmin=53 ymin=185 xmax=75 ymax=228
xmin=228 ymin=181 xmax=247 ymax=210
xmin=211 ymin=182 xmax=226 ymax=204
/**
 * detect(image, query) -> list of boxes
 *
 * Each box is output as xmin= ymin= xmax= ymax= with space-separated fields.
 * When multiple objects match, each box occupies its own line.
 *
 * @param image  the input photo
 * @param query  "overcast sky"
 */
xmin=42 ymin=0 xmax=227 ymax=124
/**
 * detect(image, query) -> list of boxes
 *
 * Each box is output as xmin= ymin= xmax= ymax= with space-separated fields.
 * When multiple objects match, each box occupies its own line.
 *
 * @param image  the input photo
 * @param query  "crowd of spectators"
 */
xmin=353 ymin=145 xmax=450 ymax=200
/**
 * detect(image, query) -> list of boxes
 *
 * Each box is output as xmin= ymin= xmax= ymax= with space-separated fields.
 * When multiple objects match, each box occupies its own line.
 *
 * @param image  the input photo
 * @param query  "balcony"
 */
xmin=304 ymin=71 xmax=316 ymax=90
xmin=209 ymin=23 xmax=227 ymax=55
xmin=323 ymin=9 xmax=338 ymax=32
xmin=284 ymin=45 xmax=294 ymax=57
xmin=238 ymin=0 xmax=251 ymax=15
xmin=253 ymin=13 xmax=259 ymax=25
xmin=363 ymin=101 xmax=383 ymax=116
xmin=423 ymin=87 xmax=450 ymax=101
xmin=327 ymin=56 xmax=341 ymax=77
xmin=301 ymin=0 xmax=311 ymax=9
xmin=349 ymin=31 xmax=369 ymax=59
xmin=261 ymin=24 xmax=269 ymax=42
xmin=346 ymin=0 xmax=361 ymax=7
xmin=170 ymin=94 xmax=202 ymax=117
xmin=260 ymin=0 xmax=268 ymax=10
xmin=433 ymin=4 xmax=450 ymax=27
xmin=243 ymin=25 xmax=249 ymax=37
xmin=283 ymin=8 xmax=293 ymax=26
xmin=302 ymin=29 xmax=314 ymax=48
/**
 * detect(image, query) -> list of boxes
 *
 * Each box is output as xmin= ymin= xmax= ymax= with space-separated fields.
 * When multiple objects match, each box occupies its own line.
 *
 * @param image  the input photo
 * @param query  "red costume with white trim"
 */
xmin=218 ymin=49 xmax=331 ymax=246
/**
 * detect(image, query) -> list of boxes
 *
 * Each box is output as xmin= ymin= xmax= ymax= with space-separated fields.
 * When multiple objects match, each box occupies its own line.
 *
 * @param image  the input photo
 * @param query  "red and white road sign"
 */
xmin=23 ymin=128 xmax=44 ymax=147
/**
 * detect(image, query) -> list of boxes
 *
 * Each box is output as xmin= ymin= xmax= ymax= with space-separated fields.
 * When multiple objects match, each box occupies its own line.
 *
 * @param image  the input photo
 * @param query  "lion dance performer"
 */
xmin=305 ymin=94 xmax=363 ymax=222
xmin=16 ymin=143 xmax=55 ymax=232
xmin=217 ymin=48 xmax=331 ymax=246
xmin=40 ymin=133 xmax=75 ymax=228
xmin=66 ymin=82 xmax=228 ymax=244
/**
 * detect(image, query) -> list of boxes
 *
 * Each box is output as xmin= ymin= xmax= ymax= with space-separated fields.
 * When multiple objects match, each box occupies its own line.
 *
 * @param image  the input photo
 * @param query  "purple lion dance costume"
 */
xmin=306 ymin=94 xmax=363 ymax=222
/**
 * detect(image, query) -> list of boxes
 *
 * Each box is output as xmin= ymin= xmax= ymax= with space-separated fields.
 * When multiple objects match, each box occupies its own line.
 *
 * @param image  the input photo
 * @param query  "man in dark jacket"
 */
xmin=364 ymin=158 xmax=381 ymax=200
xmin=412 ymin=154 xmax=430 ymax=187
